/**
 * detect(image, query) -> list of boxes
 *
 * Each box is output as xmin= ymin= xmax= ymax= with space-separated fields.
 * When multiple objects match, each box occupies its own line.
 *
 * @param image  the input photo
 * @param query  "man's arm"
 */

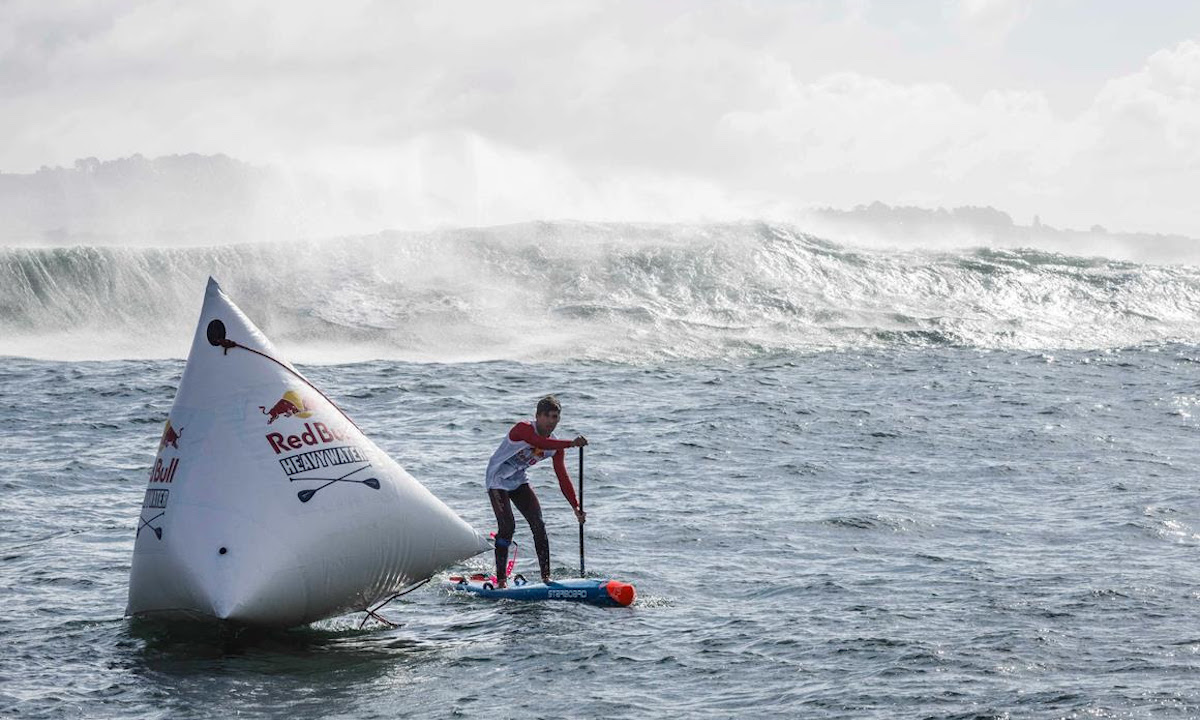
xmin=552 ymin=449 xmax=580 ymax=510
xmin=509 ymin=422 xmax=575 ymax=451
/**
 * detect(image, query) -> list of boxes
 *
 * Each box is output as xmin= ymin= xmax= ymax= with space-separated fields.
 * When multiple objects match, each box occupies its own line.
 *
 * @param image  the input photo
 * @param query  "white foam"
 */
xmin=4 ymin=222 xmax=1200 ymax=362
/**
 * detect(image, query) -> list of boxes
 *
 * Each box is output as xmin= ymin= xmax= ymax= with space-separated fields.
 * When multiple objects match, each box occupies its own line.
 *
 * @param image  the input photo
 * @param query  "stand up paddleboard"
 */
xmin=446 ymin=574 xmax=635 ymax=607
xmin=446 ymin=448 xmax=636 ymax=607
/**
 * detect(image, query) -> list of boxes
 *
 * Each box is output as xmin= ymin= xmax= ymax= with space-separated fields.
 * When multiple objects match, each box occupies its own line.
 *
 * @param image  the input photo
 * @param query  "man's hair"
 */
xmin=536 ymin=395 xmax=561 ymax=416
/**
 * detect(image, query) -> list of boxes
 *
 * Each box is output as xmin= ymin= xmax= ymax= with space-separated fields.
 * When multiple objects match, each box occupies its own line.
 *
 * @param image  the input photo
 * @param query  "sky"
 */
xmin=3 ymin=0 xmax=1200 ymax=236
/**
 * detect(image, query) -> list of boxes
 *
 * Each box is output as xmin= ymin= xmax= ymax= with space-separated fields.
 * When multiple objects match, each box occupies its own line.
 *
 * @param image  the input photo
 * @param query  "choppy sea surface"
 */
xmin=5 ymin=222 xmax=1200 ymax=718
xmin=4 ymin=346 xmax=1200 ymax=719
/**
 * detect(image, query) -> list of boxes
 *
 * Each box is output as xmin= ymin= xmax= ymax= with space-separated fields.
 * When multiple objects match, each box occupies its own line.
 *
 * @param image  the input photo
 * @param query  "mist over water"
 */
xmin=3 ymin=221 xmax=1200 ymax=362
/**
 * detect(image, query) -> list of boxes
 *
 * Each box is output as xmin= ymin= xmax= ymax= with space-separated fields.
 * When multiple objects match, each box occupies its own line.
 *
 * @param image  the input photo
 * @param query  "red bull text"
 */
xmin=149 ymin=457 xmax=179 ymax=484
xmin=266 ymin=421 xmax=353 ymax=455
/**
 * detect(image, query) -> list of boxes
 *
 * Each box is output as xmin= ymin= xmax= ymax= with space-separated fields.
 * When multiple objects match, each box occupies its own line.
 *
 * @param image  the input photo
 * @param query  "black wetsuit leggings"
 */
xmin=488 ymin=484 xmax=550 ymax=582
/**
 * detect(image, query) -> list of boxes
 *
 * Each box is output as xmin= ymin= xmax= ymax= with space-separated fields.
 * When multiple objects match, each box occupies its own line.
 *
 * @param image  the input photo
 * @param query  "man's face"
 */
xmin=535 ymin=409 xmax=560 ymax=435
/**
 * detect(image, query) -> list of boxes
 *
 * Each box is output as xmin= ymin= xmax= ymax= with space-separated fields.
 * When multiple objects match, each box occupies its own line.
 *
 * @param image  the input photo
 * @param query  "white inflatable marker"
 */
xmin=127 ymin=277 xmax=489 ymax=626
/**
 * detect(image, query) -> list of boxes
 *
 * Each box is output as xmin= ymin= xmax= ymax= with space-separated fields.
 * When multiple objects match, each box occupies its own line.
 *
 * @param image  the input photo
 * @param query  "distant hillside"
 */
xmin=4 ymin=155 xmax=1198 ymax=265
xmin=0 ymin=154 xmax=305 ymax=245
xmin=813 ymin=202 xmax=1200 ymax=265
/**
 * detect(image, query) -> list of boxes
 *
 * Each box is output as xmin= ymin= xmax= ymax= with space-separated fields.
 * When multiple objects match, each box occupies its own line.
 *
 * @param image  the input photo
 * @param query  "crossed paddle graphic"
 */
xmin=291 ymin=464 xmax=381 ymax=503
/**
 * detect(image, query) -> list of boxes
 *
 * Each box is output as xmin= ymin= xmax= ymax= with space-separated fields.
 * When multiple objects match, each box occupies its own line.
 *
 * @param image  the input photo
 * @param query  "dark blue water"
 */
xmin=4 ymin=346 xmax=1200 ymax=718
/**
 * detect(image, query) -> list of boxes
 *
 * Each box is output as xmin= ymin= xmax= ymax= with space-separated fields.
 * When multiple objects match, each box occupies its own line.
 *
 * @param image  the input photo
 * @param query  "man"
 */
xmin=485 ymin=395 xmax=587 ymax=588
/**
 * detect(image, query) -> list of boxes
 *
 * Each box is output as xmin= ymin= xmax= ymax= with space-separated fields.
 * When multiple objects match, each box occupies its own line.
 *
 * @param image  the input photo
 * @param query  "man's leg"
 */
xmin=509 ymin=484 xmax=551 ymax=583
xmin=487 ymin=488 xmax=516 ymax=587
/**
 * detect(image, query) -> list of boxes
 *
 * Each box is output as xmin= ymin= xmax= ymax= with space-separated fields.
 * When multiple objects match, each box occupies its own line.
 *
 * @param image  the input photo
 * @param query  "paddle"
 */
xmin=579 ymin=446 xmax=585 ymax=576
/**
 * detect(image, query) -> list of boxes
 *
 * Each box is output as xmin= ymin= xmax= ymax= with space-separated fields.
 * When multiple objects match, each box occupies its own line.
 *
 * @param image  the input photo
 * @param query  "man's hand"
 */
xmin=571 ymin=435 xmax=588 ymax=447
xmin=574 ymin=507 xmax=587 ymax=524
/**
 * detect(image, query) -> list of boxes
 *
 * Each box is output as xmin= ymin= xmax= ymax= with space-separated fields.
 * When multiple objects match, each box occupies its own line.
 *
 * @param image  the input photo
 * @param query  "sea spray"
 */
xmin=3 ymin=222 xmax=1200 ymax=361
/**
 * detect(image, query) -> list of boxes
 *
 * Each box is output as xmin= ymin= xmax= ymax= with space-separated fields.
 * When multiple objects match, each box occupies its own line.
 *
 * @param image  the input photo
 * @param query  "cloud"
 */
xmin=1090 ymin=39 xmax=1200 ymax=167
xmin=1055 ymin=39 xmax=1200 ymax=235
xmin=2 ymin=2 xmax=1200 ymax=237
xmin=946 ymin=0 xmax=1033 ymax=45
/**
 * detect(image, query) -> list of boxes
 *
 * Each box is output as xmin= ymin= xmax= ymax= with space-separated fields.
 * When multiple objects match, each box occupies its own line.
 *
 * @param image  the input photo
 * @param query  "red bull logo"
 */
xmin=266 ymin=421 xmax=352 ymax=455
xmin=151 ymin=419 xmax=183 ymax=484
xmin=149 ymin=457 xmax=179 ymax=484
xmin=260 ymin=389 xmax=315 ymax=424
xmin=159 ymin=420 xmax=183 ymax=450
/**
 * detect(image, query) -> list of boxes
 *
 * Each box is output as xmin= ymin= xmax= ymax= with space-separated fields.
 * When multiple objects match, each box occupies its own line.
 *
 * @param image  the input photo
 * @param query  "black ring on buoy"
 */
xmin=206 ymin=319 xmax=227 ymax=346
xmin=482 ymin=582 xmax=494 ymax=590
xmin=513 ymin=573 xmax=527 ymax=586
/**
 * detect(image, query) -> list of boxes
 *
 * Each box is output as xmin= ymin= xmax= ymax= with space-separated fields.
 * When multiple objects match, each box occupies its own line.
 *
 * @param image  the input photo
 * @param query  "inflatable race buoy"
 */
xmin=127 ymin=278 xmax=489 ymax=626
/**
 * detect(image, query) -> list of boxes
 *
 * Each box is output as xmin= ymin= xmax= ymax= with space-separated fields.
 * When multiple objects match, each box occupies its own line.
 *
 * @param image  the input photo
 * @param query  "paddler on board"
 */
xmin=485 ymin=395 xmax=587 ymax=588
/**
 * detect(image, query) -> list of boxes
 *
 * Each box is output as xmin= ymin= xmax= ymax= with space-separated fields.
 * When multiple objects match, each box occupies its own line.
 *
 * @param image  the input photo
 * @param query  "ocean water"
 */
xmin=4 ymin=223 xmax=1200 ymax=718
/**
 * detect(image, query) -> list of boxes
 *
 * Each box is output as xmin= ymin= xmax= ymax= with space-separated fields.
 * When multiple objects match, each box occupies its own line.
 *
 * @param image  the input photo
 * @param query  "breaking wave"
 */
xmin=4 ymin=221 xmax=1200 ymax=362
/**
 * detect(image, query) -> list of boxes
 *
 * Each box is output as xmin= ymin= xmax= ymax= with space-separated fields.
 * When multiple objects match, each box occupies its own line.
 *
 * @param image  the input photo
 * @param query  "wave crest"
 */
xmin=3 ymin=221 xmax=1200 ymax=361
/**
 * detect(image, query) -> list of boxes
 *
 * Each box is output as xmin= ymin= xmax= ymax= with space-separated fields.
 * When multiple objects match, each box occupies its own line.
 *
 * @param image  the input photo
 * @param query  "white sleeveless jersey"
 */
xmin=485 ymin=420 xmax=561 ymax=491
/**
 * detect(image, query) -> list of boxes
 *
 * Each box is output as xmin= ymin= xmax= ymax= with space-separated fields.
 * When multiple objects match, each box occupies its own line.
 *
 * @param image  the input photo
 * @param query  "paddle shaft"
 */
xmin=578 ymin=447 xmax=585 ymax=576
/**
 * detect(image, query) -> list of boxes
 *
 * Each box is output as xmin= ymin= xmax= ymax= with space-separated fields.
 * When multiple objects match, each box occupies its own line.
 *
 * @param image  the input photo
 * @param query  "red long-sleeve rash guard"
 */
xmin=507 ymin=422 xmax=579 ymax=509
